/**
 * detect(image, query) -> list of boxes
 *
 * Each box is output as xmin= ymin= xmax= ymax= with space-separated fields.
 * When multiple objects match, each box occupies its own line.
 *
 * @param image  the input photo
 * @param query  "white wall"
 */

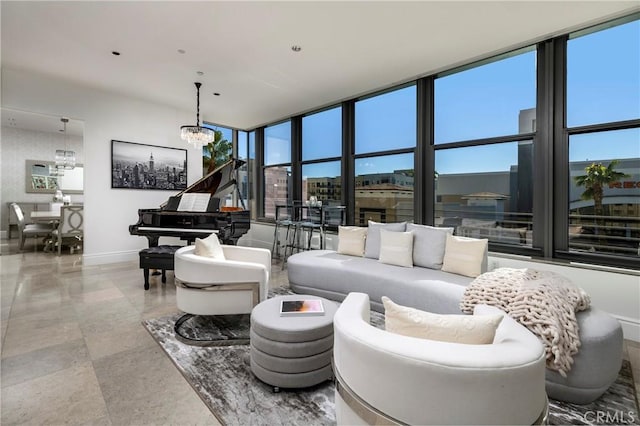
xmin=1 ymin=68 xmax=201 ymax=263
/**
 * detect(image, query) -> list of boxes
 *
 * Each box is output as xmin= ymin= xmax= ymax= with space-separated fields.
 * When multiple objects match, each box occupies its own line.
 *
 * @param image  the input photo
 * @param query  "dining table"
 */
xmin=30 ymin=210 xmax=62 ymax=223
xmin=30 ymin=210 xmax=61 ymax=252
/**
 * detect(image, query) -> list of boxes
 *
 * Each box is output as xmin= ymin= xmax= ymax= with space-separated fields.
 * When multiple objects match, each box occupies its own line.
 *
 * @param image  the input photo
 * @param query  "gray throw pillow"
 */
xmin=407 ymin=223 xmax=454 ymax=269
xmin=364 ymin=220 xmax=407 ymax=259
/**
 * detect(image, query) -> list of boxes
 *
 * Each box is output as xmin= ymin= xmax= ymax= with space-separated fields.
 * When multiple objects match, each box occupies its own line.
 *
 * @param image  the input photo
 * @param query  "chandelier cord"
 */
xmin=195 ymin=82 xmax=202 ymax=127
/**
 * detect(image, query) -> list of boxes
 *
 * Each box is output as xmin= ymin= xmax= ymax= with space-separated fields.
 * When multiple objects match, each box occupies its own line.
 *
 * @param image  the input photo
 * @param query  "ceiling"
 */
xmin=2 ymin=1 xmax=638 ymax=130
xmin=1 ymin=108 xmax=84 ymax=137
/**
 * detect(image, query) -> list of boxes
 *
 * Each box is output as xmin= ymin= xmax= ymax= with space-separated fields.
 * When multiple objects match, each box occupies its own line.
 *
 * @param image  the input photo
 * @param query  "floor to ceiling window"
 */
xmin=301 ymin=106 xmax=342 ymax=206
xmin=433 ymin=47 xmax=537 ymax=247
xmin=565 ymin=17 xmax=640 ymax=258
xmin=263 ymin=121 xmax=292 ymax=219
xmin=354 ymin=85 xmax=416 ymax=224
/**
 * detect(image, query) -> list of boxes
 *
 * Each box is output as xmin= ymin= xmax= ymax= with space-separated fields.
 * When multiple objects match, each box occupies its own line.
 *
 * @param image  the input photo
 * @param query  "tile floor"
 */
xmin=1 ymin=237 xmax=638 ymax=425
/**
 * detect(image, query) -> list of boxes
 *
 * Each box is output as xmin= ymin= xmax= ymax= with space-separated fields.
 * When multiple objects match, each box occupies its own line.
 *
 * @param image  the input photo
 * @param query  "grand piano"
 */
xmin=129 ymin=158 xmax=250 ymax=247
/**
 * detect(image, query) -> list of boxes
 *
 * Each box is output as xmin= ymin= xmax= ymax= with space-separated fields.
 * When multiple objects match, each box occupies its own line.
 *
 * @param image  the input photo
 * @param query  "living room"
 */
xmin=1 ymin=1 xmax=639 ymax=425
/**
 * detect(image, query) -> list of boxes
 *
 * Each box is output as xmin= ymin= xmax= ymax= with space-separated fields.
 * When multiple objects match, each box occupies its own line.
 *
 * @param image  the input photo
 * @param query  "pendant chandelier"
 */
xmin=180 ymin=82 xmax=214 ymax=148
xmin=53 ymin=117 xmax=76 ymax=173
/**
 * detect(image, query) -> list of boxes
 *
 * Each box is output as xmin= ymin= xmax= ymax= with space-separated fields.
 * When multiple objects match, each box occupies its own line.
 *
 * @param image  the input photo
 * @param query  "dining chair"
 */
xmin=52 ymin=205 xmax=84 ymax=255
xmin=10 ymin=203 xmax=56 ymax=251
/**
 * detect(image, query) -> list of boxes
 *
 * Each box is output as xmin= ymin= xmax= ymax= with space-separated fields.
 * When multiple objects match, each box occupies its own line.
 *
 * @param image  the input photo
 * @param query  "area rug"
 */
xmin=143 ymin=289 xmax=639 ymax=425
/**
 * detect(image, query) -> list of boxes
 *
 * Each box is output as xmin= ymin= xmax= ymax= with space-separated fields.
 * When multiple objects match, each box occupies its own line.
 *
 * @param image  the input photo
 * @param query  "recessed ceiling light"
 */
xmin=291 ymin=45 xmax=302 ymax=52
xmin=213 ymin=93 xmax=220 ymax=96
xmin=112 ymin=51 xmax=121 ymax=56
xmin=197 ymin=71 xmax=204 ymax=76
xmin=178 ymin=49 xmax=186 ymax=54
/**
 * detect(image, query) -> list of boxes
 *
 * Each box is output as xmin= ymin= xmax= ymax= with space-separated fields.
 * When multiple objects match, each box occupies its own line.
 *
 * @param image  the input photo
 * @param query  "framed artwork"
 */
xmin=111 ymin=140 xmax=187 ymax=190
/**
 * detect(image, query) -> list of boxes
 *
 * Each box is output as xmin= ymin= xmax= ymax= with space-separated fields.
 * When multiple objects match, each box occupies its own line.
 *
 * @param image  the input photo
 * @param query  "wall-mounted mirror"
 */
xmin=26 ymin=160 xmax=84 ymax=194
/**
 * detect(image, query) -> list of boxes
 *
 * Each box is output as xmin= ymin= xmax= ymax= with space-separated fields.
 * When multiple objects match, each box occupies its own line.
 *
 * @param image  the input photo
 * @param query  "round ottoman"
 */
xmin=250 ymin=295 xmax=338 ymax=391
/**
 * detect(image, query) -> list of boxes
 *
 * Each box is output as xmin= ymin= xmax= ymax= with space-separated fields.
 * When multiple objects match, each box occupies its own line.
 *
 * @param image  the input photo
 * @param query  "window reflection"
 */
xmin=435 ymin=142 xmax=533 ymax=246
xmin=263 ymin=166 xmax=291 ymax=219
xmin=355 ymin=153 xmax=414 ymax=225
xmin=265 ymin=122 xmax=291 ymax=166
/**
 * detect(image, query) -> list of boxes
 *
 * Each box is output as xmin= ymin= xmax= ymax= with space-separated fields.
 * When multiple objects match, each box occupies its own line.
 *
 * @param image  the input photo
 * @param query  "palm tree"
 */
xmin=574 ymin=160 xmax=628 ymax=217
xmin=203 ymin=130 xmax=232 ymax=174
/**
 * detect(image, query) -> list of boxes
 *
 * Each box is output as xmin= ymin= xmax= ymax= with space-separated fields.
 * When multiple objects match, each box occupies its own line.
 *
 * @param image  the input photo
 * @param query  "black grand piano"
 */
xmin=129 ymin=158 xmax=250 ymax=247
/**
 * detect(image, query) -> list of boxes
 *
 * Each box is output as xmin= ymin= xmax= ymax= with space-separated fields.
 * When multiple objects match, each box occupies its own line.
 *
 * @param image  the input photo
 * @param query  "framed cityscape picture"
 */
xmin=111 ymin=140 xmax=187 ymax=190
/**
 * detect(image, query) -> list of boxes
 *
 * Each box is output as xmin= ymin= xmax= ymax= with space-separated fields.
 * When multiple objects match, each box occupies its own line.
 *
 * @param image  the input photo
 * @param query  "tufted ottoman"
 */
xmin=250 ymin=295 xmax=338 ymax=392
xmin=545 ymin=307 xmax=623 ymax=404
xmin=138 ymin=245 xmax=182 ymax=290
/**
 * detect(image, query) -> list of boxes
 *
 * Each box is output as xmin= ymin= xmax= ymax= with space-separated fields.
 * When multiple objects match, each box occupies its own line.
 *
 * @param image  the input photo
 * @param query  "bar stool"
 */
xmin=272 ymin=204 xmax=294 ymax=259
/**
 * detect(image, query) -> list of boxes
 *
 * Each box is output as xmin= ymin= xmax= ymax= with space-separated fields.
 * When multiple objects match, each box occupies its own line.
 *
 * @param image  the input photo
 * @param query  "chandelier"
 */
xmin=180 ymin=82 xmax=214 ymax=148
xmin=50 ymin=117 xmax=76 ymax=176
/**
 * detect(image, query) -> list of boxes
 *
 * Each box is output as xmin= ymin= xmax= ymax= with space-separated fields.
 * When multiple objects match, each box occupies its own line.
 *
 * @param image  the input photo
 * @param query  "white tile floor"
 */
xmin=1 ymin=237 xmax=638 ymax=424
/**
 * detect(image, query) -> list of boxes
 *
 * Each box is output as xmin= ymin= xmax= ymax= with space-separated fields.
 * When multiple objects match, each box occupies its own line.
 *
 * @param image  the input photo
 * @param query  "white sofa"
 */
xmin=333 ymin=292 xmax=548 ymax=425
xmin=287 ymin=231 xmax=623 ymax=404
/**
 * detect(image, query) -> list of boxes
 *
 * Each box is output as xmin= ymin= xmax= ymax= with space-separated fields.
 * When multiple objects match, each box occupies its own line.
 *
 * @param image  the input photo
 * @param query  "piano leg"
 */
xmin=146 ymin=235 xmax=160 ymax=248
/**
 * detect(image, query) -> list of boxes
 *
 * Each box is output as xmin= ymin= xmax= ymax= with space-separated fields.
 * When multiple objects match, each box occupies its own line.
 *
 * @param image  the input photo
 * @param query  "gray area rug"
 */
xmin=143 ymin=288 xmax=639 ymax=426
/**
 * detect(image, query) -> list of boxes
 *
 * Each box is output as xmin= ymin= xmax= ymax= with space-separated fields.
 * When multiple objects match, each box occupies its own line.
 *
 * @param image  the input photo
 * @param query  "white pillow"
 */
xmin=337 ymin=226 xmax=367 ymax=257
xmin=382 ymin=296 xmax=502 ymax=344
xmin=441 ymin=234 xmax=488 ymax=278
xmin=364 ymin=221 xmax=407 ymax=259
xmin=194 ymin=233 xmax=225 ymax=260
xmin=407 ymin=223 xmax=454 ymax=269
xmin=378 ymin=230 xmax=414 ymax=268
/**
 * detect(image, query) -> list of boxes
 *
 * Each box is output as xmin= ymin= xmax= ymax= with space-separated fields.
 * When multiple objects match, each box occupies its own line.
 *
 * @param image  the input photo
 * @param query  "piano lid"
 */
xmin=160 ymin=158 xmax=245 ymax=209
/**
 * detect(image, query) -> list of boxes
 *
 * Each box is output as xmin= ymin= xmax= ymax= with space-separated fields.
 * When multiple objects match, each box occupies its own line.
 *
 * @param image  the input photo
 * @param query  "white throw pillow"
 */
xmin=407 ymin=223 xmax=454 ymax=270
xmin=364 ymin=220 xmax=407 ymax=259
xmin=441 ymin=234 xmax=488 ymax=278
xmin=337 ymin=226 xmax=367 ymax=257
xmin=378 ymin=230 xmax=414 ymax=268
xmin=194 ymin=233 xmax=225 ymax=260
xmin=382 ymin=296 xmax=502 ymax=344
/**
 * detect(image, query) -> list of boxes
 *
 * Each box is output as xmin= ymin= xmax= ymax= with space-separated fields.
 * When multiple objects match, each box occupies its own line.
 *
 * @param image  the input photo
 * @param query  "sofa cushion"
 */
xmin=379 ymin=230 xmax=414 ymax=268
xmin=194 ymin=233 xmax=225 ymax=259
xmin=441 ymin=234 xmax=488 ymax=278
xmin=382 ymin=296 xmax=502 ymax=344
xmin=287 ymin=250 xmax=473 ymax=314
xmin=407 ymin=223 xmax=453 ymax=270
xmin=364 ymin=221 xmax=406 ymax=259
xmin=337 ymin=226 xmax=367 ymax=257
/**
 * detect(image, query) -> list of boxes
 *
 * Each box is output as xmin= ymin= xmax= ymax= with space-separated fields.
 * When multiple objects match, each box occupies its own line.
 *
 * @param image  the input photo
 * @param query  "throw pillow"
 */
xmin=441 ymin=234 xmax=488 ymax=278
xmin=378 ymin=230 xmax=414 ymax=268
xmin=194 ymin=232 xmax=225 ymax=259
xmin=364 ymin=220 xmax=407 ymax=259
xmin=407 ymin=223 xmax=454 ymax=269
xmin=382 ymin=296 xmax=503 ymax=344
xmin=337 ymin=226 xmax=368 ymax=257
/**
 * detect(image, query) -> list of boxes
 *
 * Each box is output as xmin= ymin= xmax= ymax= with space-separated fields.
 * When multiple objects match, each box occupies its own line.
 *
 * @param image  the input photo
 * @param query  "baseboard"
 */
xmin=615 ymin=315 xmax=640 ymax=342
xmin=82 ymin=250 xmax=138 ymax=266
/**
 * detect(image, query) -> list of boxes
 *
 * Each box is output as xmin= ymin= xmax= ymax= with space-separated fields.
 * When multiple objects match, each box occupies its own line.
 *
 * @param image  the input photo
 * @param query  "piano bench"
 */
xmin=139 ymin=245 xmax=183 ymax=290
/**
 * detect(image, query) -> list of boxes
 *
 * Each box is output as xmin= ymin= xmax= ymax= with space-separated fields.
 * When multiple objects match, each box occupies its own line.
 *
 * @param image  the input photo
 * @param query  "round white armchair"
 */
xmin=333 ymin=292 xmax=548 ymax=425
xmin=174 ymin=245 xmax=271 ymax=316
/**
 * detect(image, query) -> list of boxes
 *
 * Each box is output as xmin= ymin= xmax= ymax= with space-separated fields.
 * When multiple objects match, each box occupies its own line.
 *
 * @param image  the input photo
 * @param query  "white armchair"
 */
xmin=333 ymin=292 xmax=548 ymax=425
xmin=174 ymin=245 xmax=271 ymax=316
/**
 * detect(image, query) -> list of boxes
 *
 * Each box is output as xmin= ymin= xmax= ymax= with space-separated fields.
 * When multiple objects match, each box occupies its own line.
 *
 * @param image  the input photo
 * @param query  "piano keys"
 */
xmin=129 ymin=158 xmax=250 ymax=247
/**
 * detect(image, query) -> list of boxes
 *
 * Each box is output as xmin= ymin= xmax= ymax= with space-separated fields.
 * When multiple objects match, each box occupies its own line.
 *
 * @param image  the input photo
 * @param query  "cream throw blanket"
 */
xmin=460 ymin=267 xmax=590 ymax=377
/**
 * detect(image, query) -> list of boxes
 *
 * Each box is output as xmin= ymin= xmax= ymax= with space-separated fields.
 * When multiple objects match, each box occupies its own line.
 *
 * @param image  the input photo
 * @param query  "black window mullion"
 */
xmin=342 ymin=100 xmax=355 ymax=225
xmin=291 ymin=116 xmax=302 ymax=202
xmin=534 ymin=39 xmax=555 ymax=258
xmin=421 ymin=77 xmax=435 ymax=226
xmin=553 ymin=36 xmax=570 ymax=255
xmin=256 ymin=127 xmax=265 ymax=219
